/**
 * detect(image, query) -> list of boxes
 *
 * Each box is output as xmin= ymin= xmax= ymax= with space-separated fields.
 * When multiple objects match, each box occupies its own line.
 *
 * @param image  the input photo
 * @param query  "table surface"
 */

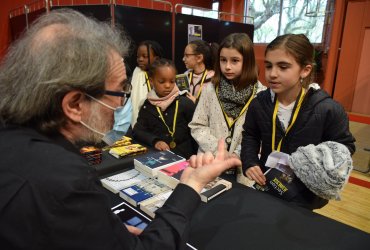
xmin=97 ymin=151 xmax=370 ymax=250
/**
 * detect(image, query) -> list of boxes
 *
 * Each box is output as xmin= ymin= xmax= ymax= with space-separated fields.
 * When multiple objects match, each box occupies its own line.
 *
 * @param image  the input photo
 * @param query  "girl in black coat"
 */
xmin=133 ymin=58 xmax=197 ymax=159
xmin=241 ymin=34 xmax=355 ymax=210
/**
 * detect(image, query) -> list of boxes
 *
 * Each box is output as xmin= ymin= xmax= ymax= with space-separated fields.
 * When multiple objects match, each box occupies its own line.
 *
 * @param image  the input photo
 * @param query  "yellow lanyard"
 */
xmin=272 ymin=89 xmax=305 ymax=152
xmin=216 ymin=84 xmax=256 ymax=129
xmin=156 ymin=100 xmax=179 ymax=139
xmin=189 ymin=70 xmax=208 ymax=99
xmin=144 ymin=72 xmax=152 ymax=92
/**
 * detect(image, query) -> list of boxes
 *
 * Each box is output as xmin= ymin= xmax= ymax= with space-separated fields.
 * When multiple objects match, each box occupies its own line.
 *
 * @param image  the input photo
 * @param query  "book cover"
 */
xmin=119 ymin=178 xmax=172 ymax=206
xmin=111 ymin=202 xmax=198 ymax=250
xmin=253 ymin=165 xmax=304 ymax=201
xmin=109 ymin=144 xmax=147 ymax=158
xmin=200 ymin=177 xmax=232 ymax=203
xmin=139 ymin=190 xmax=173 ymax=218
xmin=100 ymin=169 xmax=148 ymax=194
xmin=134 ymin=150 xmax=185 ymax=177
xmin=176 ymin=73 xmax=190 ymax=92
xmin=157 ymin=161 xmax=189 ymax=189
xmin=111 ymin=201 xmax=151 ymax=230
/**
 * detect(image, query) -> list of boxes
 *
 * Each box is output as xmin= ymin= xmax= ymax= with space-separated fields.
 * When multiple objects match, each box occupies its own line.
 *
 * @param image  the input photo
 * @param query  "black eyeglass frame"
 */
xmin=104 ymin=90 xmax=131 ymax=106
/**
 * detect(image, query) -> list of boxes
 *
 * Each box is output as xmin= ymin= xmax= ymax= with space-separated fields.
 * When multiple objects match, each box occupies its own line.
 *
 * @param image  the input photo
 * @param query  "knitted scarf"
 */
xmin=147 ymin=85 xmax=179 ymax=111
xmin=218 ymin=77 xmax=254 ymax=119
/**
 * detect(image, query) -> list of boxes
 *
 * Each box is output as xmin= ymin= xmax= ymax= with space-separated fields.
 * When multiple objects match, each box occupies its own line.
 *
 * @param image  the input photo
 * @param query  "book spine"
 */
xmin=119 ymin=191 xmax=139 ymax=206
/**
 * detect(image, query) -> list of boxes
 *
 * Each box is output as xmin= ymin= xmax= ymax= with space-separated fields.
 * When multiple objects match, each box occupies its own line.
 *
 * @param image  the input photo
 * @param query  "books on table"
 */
xmin=112 ymin=201 xmax=151 ymax=230
xmin=157 ymin=161 xmax=189 ymax=188
xmin=109 ymin=144 xmax=147 ymax=158
xmin=139 ymin=190 xmax=173 ymax=218
xmin=111 ymin=201 xmax=198 ymax=250
xmin=119 ymin=178 xmax=172 ymax=206
xmin=158 ymin=161 xmax=232 ymax=203
xmin=200 ymin=177 xmax=232 ymax=203
xmin=100 ymin=168 xmax=148 ymax=194
xmin=102 ymin=150 xmax=232 ymax=220
xmin=134 ymin=150 xmax=185 ymax=177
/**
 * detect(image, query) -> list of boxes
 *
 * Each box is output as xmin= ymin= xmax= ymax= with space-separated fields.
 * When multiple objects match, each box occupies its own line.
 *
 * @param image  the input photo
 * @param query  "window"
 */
xmin=181 ymin=2 xmax=219 ymax=19
xmin=248 ymin=0 xmax=329 ymax=43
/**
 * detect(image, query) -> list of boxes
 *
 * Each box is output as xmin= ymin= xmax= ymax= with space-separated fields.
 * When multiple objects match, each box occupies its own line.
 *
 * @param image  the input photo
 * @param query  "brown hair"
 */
xmin=265 ymin=34 xmax=315 ymax=88
xmin=212 ymin=33 xmax=258 ymax=89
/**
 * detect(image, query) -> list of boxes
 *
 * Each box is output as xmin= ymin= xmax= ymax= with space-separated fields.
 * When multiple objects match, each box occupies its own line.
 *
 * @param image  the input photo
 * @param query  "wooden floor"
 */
xmin=314 ymin=170 xmax=370 ymax=233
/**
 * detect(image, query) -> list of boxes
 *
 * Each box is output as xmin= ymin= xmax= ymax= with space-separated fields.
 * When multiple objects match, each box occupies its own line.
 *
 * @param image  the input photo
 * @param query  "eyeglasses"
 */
xmin=86 ymin=84 xmax=131 ymax=110
xmin=183 ymin=53 xmax=198 ymax=58
xmin=104 ymin=83 xmax=131 ymax=106
xmin=104 ymin=90 xmax=131 ymax=107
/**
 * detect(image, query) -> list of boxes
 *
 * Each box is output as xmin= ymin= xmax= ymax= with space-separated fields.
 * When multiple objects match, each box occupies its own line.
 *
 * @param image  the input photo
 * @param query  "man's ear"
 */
xmin=61 ymin=90 xmax=86 ymax=123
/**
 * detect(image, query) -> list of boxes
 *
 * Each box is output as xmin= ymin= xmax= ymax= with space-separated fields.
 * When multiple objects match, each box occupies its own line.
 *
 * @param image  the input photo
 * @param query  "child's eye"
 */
xmin=220 ymin=58 xmax=226 ymax=63
xmin=279 ymin=65 xmax=289 ymax=70
xmin=232 ymin=59 xmax=240 ymax=64
xmin=264 ymin=64 xmax=272 ymax=69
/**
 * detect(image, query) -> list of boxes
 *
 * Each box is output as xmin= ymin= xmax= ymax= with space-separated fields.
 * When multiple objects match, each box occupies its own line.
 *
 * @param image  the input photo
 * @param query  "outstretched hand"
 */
xmin=180 ymin=139 xmax=241 ymax=193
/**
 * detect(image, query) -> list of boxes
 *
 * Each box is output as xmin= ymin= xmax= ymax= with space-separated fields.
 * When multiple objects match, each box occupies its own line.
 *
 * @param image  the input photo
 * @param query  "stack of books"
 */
xmin=157 ymin=161 xmax=232 ymax=203
xmin=106 ymin=136 xmax=148 ymax=158
xmin=101 ymin=150 xmax=232 ymax=218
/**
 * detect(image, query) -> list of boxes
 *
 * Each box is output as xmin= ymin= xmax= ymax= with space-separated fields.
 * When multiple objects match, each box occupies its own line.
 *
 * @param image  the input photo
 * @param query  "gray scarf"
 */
xmin=218 ymin=77 xmax=254 ymax=119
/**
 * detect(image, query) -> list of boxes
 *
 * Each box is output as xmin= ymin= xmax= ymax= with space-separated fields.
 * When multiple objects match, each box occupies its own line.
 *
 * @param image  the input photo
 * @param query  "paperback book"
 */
xmin=100 ymin=169 xmax=148 ymax=194
xmin=119 ymin=178 xmax=172 ymax=206
xmin=109 ymin=144 xmax=147 ymax=158
xmin=134 ymin=150 xmax=185 ymax=177
xmin=111 ymin=201 xmax=197 ymax=250
xmin=139 ymin=190 xmax=173 ymax=218
xmin=175 ymin=73 xmax=190 ymax=92
xmin=200 ymin=177 xmax=232 ymax=203
xmin=253 ymin=165 xmax=304 ymax=201
xmin=112 ymin=201 xmax=151 ymax=230
xmin=158 ymin=162 xmax=232 ymax=203
xmin=157 ymin=161 xmax=189 ymax=188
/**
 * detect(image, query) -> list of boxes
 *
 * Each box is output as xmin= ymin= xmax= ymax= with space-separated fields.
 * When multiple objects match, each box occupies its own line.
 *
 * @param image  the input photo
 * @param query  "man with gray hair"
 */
xmin=0 ymin=9 xmax=239 ymax=249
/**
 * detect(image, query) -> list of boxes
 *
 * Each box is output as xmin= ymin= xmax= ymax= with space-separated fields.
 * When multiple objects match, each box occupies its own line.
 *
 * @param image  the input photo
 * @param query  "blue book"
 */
xmin=119 ymin=178 xmax=171 ymax=206
xmin=134 ymin=150 xmax=185 ymax=177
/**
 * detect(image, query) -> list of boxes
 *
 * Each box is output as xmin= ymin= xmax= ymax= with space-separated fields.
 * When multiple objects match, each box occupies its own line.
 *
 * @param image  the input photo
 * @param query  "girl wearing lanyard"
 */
xmin=241 ymin=34 xmax=355 ymax=210
xmin=131 ymin=40 xmax=163 ymax=127
xmin=182 ymin=40 xmax=219 ymax=103
xmin=133 ymin=58 xmax=197 ymax=159
xmin=189 ymin=33 xmax=266 ymax=178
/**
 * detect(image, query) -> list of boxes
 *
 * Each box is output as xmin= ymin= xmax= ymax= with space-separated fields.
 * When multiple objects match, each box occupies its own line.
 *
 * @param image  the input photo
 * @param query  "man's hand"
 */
xmin=125 ymin=225 xmax=143 ymax=235
xmin=180 ymin=139 xmax=241 ymax=193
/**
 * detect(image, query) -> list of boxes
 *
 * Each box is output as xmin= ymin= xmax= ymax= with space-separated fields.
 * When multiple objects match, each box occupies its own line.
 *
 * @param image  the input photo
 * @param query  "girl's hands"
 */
xmin=245 ymin=166 xmax=266 ymax=186
xmin=154 ymin=141 xmax=170 ymax=151
xmin=186 ymin=92 xmax=197 ymax=103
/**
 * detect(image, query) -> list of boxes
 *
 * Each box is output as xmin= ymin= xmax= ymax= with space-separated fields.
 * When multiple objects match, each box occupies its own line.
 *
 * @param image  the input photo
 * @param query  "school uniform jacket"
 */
xmin=241 ymin=88 xmax=355 ymax=209
xmin=0 ymin=123 xmax=200 ymax=249
xmin=189 ymin=81 xmax=266 ymax=156
xmin=133 ymin=95 xmax=197 ymax=159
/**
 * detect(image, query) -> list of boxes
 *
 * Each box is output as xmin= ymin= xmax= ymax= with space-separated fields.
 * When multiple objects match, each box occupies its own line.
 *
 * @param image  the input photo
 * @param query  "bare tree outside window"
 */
xmin=248 ymin=0 xmax=328 ymax=43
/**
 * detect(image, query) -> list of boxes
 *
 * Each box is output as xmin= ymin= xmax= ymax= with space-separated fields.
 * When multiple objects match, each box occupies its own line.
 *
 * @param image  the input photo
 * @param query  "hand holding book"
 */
xmin=182 ymin=139 xmax=241 ymax=193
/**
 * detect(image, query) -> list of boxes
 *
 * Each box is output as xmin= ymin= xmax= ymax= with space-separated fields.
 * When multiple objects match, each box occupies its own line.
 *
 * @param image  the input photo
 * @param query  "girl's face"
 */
xmin=151 ymin=66 xmax=176 ymax=97
xmin=264 ymin=48 xmax=311 ymax=96
xmin=219 ymin=48 xmax=243 ymax=81
xmin=137 ymin=45 xmax=156 ymax=71
xmin=183 ymin=44 xmax=202 ymax=70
